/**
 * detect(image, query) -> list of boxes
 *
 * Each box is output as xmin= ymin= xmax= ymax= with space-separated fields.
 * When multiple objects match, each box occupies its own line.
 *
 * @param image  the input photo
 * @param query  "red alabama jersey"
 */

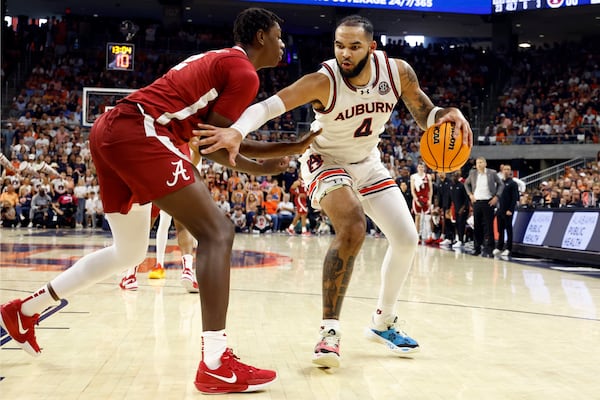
xmin=124 ymin=47 xmax=259 ymax=145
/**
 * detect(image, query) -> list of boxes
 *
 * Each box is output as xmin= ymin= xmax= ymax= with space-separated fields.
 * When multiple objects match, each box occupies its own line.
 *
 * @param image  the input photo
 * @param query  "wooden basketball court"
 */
xmin=1 ymin=228 xmax=598 ymax=399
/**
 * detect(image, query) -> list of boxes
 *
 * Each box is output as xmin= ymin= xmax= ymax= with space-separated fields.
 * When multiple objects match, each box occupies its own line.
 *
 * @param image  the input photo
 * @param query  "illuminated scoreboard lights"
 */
xmin=492 ymin=0 xmax=600 ymax=13
xmin=252 ymin=0 xmax=491 ymax=14
xmin=106 ymin=43 xmax=135 ymax=71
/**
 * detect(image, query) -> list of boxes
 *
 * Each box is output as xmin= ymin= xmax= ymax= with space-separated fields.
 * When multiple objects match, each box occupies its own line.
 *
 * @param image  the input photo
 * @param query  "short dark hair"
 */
xmin=337 ymin=15 xmax=374 ymax=40
xmin=233 ymin=8 xmax=283 ymax=46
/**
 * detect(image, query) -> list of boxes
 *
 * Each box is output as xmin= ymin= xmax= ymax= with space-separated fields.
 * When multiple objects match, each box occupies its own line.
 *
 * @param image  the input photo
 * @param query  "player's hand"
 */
xmin=436 ymin=107 xmax=473 ymax=147
xmin=192 ymin=124 xmax=243 ymax=166
xmin=259 ymin=157 xmax=290 ymax=175
xmin=293 ymin=127 xmax=322 ymax=154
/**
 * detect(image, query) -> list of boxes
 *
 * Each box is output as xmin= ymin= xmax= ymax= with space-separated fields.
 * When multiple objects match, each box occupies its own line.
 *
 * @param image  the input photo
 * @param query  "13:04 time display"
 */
xmin=106 ymin=43 xmax=135 ymax=71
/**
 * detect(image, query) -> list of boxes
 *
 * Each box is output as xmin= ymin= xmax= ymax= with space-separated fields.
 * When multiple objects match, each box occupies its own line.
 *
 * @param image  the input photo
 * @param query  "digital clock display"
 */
xmin=106 ymin=43 xmax=135 ymax=71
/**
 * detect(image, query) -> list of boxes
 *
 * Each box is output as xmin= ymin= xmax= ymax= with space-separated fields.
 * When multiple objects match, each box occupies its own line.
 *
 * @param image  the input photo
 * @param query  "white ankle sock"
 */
xmin=372 ymin=309 xmax=394 ymax=330
xmin=21 ymin=285 xmax=57 ymax=316
xmin=182 ymin=254 xmax=193 ymax=270
xmin=202 ymin=330 xmax=227 ymax=370
xmin=321 ymin=319 xmax=340 ymax=333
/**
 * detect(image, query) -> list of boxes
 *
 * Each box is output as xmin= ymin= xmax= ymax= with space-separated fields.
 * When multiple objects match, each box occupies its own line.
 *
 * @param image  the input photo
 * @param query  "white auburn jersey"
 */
xmin=310 ymin=50 xmax=402 ymax=164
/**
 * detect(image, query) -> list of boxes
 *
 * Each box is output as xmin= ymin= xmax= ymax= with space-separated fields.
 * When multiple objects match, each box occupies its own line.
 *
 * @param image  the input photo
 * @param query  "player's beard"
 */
xmin=337 ymin=52 xmax=370 ymax=78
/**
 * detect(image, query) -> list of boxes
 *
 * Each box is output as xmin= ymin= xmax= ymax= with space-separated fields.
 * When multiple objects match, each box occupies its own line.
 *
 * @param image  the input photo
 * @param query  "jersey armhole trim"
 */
xmin=316 ymin=63 xmax=337 ymax=115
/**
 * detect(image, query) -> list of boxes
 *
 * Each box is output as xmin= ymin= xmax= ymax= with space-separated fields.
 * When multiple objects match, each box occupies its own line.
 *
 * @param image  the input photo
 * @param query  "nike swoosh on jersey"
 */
xmin=204 ymin=371 xmax=237 ymax=384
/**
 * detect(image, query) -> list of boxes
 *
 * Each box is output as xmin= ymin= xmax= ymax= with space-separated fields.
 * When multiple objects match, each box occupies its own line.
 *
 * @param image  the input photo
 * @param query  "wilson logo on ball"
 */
xmin=420 ymin=122 xmax=471 ymax=173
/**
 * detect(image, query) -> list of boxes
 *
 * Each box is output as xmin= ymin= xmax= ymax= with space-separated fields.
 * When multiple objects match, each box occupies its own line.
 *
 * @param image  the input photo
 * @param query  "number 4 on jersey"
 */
xmin=354 ymin=117 xmax=373 ymax=137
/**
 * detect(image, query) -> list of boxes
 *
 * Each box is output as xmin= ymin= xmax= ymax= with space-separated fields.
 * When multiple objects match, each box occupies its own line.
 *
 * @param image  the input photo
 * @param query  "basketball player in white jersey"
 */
xmin=194 ymin=15 xmax=473 ymax=367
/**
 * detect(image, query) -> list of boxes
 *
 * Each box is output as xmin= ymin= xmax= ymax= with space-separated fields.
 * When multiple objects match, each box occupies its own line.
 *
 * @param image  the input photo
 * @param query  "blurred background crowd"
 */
xmin=1 ymin=10 xmax=599 ymax=237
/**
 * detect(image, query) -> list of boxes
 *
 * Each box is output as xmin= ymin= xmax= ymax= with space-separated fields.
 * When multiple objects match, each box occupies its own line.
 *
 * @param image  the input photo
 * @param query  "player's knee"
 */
xmin=404 ymin=228 xmax=419 ymax=249
xmin=336 ymin=218 xmax=366 ymax=248
xmin=190 ymin=215 xmax=234 ymax=247
xmin=115 ymin=243 xmax=147 ymax=266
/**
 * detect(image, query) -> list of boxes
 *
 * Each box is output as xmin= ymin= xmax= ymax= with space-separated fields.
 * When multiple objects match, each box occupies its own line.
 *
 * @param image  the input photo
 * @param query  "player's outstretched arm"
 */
xmin=193 ymin=73 xmax=328 ymax=160
xmin=198 ymin=147 xmax=290 ymax=176
xmin=239 ymin=127 xmax=321 ymax=158
xmin=395 ymin=58 xmax=473 ymax=147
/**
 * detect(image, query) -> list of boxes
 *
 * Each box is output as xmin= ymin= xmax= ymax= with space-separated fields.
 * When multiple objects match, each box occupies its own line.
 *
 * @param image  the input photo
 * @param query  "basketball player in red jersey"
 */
xmin=193 ymin=15 xmax=473 ymax=368
xmin=410 ymin=161 xmax=434 ymax=244
xmin=286 ymin=175 xmax=310 ymax=235
xmin=0 ymin=8 xmax=313 ymax=394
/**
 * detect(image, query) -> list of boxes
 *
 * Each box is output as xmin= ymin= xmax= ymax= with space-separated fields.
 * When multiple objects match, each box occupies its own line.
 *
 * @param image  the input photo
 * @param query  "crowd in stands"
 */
xmin=485 ymin=42 xmax=600 ymax=145
xmin=520 ymin=154 xmax=600 ymax=209
xmin=1 ymin=15 xmax=600 ymax=234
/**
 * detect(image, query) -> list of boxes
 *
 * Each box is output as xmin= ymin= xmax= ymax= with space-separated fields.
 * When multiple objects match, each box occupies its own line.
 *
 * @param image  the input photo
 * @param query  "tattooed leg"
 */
xmin=322 ymin=249 xmax=355 ymax=319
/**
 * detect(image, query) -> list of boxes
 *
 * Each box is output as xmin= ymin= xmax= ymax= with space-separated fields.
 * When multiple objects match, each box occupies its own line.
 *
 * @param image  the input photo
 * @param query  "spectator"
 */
xmin=252 ymin=207 xmax=271 ymax=233
xmin=230 ymin=182 xmax=246 ymax=209
xmin=1 ymin=183 xmax=20 ymax=227
xmin=30 ymin=187 xmax=53 ymax=227
xmin=215 ymin=193 xmax=231 ymax=217
xmin=263 ymin=193 xmax=279 ymax=231
xmin=230 ymin=205 xmax=248 ymax=232
xmin=85 ymin=191 xmax=104 ymax=228
xmin=276 ymin=192 xmax=295 ymax=232
xmin=570 ymin=188 xmax=584 ymax=207
xmin=245 ymin=191 xmax=260 ymax=231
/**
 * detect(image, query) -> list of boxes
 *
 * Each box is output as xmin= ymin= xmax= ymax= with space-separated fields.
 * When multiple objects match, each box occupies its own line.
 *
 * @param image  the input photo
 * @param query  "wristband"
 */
xmin=427 ymin=106 xmax=443 ymax=128
xmin=230 ymin=95 xmax=286 ymax=139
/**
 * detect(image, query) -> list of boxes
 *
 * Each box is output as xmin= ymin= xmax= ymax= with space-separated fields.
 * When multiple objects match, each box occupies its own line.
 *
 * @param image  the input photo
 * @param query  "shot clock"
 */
xmin=106 ymin=43 xmax=135 ymax=71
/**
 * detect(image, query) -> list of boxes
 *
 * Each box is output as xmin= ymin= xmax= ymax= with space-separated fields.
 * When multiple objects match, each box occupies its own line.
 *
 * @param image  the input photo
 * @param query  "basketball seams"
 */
xmin=446 ymin=123 xmax=462 ymax=172
xmin=421 ymin=121 xmax=470 ymax=173
xmin=441 ymin=123 xmax=448 ymax=172
xmin=426 ymin=126 xmax=439 ymax=171
xmin=447 ymin=129 xmax=464 ymax=172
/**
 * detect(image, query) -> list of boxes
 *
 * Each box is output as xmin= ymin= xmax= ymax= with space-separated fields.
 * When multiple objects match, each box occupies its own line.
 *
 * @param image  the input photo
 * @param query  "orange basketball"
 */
xmin=420 ymin=122 xmax=471 ymax=173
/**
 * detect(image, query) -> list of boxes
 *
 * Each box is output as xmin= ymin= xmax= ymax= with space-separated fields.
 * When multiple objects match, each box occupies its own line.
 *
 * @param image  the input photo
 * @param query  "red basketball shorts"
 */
xmin=89 ymin=102 xmax=196 ymax=214
xmin=412 ymin=196 xmax=430 ymax=214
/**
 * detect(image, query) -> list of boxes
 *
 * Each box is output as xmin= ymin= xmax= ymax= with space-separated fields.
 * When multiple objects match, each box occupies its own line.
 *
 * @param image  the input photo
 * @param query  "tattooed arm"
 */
xmin=395 ymin=59 xmax=473 ymax=146
xmin=396 ymin=59 xmax=434 ymax=131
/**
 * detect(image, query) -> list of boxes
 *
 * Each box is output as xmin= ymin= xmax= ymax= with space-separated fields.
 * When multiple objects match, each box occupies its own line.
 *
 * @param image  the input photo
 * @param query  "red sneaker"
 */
xmin=0 ymin=299 xmax=42 ymax=356
xmin=194 ymin=348 xmax=277 ymax=394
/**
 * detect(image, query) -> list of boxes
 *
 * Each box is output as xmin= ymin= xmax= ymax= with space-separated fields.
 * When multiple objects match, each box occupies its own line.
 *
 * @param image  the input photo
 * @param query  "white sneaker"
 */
xmin=312 ymin=328 xmax=341 ymax=368
xmin=119 ymin=267 xmax=138 ymax=291
xmin=180 ymin=255 xmax=199 ymax=293
xmin=501 ymin=249 xmax=511 ymax=257
xmin=452 ymin=241 xmax=463 ymax=249
xmin=440 ymin=238 xmax=452 ymax=246
xmin=492 ymin=249 xmax=501 ymax=257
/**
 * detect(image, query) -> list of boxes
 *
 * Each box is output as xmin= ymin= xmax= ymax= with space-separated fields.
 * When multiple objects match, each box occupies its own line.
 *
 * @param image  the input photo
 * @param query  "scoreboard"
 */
xmin=249 ymin=0 xmax=491 ymax=14
xmin=247 ymin=0 xmax=599 ymax=14
xmin=492 ymin=0 xmax=600 ymax=13
xmin=106 ymin=43 xmax=135 ymax=71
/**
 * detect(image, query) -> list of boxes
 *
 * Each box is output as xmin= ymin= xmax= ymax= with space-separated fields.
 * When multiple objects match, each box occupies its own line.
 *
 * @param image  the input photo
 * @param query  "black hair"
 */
xmin=337 ymin=15 xmax=374 ymax=40
xmin=233 ymin=8 xmax=283 ymax=46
